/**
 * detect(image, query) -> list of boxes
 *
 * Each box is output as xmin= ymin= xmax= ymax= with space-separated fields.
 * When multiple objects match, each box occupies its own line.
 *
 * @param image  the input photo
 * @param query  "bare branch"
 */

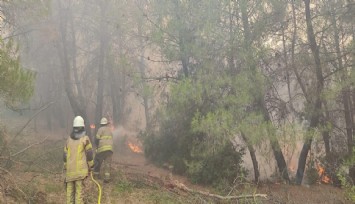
xmin=142 ymin=75 xmax=179 ymax=83
xmin=10 ymin=101 xmax=55 ymax=144
xmin=11 ymin=135 xmax=49 ymax=157
xmin=0 ymin=166 xmax=27 ymax=198
xmin=168 ymin=179 xmax=267 ymax=200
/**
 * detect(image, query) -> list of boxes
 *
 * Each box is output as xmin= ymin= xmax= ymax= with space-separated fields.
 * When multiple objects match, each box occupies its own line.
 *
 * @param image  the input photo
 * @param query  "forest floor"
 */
xmin=0 ymin=127 xmax=352 ymax=204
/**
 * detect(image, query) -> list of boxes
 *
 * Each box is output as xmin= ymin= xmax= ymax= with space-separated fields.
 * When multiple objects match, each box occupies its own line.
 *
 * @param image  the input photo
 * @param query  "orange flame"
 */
xmin=316 ymin=163 xmax=331 ymax=184
xmin=90 ymin=124 xmax=95 ymax=129
xmin=128 ymin=142 xmax=143 ymax=153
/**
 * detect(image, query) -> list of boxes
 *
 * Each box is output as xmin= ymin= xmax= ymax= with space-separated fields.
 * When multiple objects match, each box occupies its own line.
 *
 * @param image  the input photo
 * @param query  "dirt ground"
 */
xmin=96 ymin=135 xmax=352 ymax=204
xmin=0 ymin=127 xmax=352 ymax=204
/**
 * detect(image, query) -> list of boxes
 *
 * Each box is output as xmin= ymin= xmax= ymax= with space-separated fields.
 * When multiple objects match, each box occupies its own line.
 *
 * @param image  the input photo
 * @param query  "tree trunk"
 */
xmin=108 ymin=63 xmax=121 ymax=125
xmin=295 ymin=138 xmax=312 ymax=184
xmin=138 ymin=18 xmax=150 ymax=130
xmin=56 ymin=0 xmax=90 ymax=136
xmin=295 ymin=0 xmax=324 ymax=185
xmin=238 ymin=0 xmax=259 ymax=183
xmin=227 ymin=1 xmax=236 ymax=74
xmin=259 ymin=96 xmax=290 ymax=182
xmin=262 ymin=105 xmax=290 ymax=182
xmin=241 ymin=132 xmax=259 ymax=183
xmin=321 ymin=102 xmax=331 ymax=157
xmin=329 ymin=3 xmax=354 ymax=157
xmin=348 ymin=22 xmax=355 ymax=184
xmin=179 ymin=34 xmax=189 ymax=78
xmin=69 ymin=12 xmax=85 ymax=106
xmin=239 ymin=0 xmax=289 ymax=182
xmin=94 ymin=2 xmax=108 ymax=129
xmin=291 ymin=0 xmax=309 ymax=103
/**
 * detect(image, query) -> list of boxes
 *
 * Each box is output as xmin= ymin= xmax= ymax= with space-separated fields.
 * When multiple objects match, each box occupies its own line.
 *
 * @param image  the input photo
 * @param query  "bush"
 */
xmin=141 ymin=130 xmax=190 ymax=174
xmin=305 ymin=165 xmax=319 ymax=185
xmin=337 ymin=148 xmax=355 ymax=202
xmin=143 ymin=127 xmax=246 ymax=189
xmin=338 ymin=168 xmax=355 ymax=202
xmin=141 ymin=75 xmax=249 ymax=189
xmin=187 ymin=142 xmax=246 ymax=189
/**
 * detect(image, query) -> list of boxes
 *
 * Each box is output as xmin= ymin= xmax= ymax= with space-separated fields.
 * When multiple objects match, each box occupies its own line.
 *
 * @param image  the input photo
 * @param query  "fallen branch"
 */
xmin=169 ymin=179 xmax=267 ymax=200
xmin=11 ymin=136 xmax=49 ymax=157
xmin=0 ymin=167 xmax=27 ymax=198
xmin=11 ymin=101 xmax=55 ymax=144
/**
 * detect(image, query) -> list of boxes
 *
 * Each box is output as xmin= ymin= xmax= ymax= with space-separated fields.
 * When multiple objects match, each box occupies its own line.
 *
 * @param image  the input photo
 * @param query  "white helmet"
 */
xmin=100 ymin=117 xmax=108 ymax=125
xmin=73 ymin=116 xmax=85 ymax=127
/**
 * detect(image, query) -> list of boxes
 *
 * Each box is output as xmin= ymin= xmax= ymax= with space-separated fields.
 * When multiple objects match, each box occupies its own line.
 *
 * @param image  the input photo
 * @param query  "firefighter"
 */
xmin=63 ymin=116 xmax=94 ymax=204
xmin=93 ymin=117 xmax=113 ymax=182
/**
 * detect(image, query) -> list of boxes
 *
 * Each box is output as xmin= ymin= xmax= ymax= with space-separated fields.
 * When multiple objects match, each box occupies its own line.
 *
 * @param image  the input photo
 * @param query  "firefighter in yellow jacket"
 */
xmin=93 ymin=117 xmax=113 ymax=182
xmin=64 ymin=116 xmax=94 ymax=204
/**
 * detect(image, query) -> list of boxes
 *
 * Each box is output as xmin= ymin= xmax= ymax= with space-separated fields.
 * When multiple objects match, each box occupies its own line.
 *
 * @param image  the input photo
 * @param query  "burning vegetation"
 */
xmin=128 ymin=142 xmax=143 ymax=153
xmin=316 ymin=163 xmax=331 ymax=184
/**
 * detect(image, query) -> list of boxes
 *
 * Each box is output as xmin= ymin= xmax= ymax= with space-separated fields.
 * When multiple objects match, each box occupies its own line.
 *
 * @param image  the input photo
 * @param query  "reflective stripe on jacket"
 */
xmin=96 ymin=126 xmax=113 ymax=153
xmin=64 ymin=135 xmax=93 ymax=182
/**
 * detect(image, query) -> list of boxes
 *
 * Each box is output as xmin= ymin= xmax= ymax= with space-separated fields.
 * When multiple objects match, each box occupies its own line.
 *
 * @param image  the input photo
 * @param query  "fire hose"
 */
xmin=90 ymin=171 xmax=102 ymax=204
xmin=63 ymin=168 xmax=102 ymax=203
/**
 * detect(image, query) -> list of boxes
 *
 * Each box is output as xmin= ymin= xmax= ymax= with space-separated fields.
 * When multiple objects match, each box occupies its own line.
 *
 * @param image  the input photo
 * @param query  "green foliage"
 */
xmin=337 ymin=148 xmax=355 ymax=202
xmin=114 ymin=179 xmax=134 ymax=194
xmin=143 ymin=66 xmax=254 ymax=187
xmin=338 ymin=170 xmax=355 ymax=202
xmin=147 ymin=192 xmax=179 ymax=204
xmin=305 ymin=160 xmax=319 ymax=185
xmin=187 ymin=142 xmax=246 ymax=188
xmin=0 ymin=39 xmax=35 ymax=110
xmin=112 ymin=170 xmax=151 ymax=194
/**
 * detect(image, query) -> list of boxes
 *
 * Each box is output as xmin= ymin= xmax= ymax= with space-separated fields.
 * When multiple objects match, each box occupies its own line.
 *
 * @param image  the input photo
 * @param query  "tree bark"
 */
xmin=94 ymin=1 xmax=108 ymax=129
xmin=179 ymin=33 xmax=189 ymax=78
xmin=56 ymin=0 xmax=90 ymax=136
xmin=295 ymin=138 xmax=312 ymax=184
xmin=241 ymin=132 xmax=259 ymax=183
xmin=329 ymin=2 xmax=354 ymax=157
xmin=138 ymin=18 xmax=151 ymax=129
xmin=239 ymin=0 xmax=289 ymax=182
xmin=108 ymin=62 xmax=122 ymax=125
xmin=291 ymin=0 xmax=309 ymax=103
xmin=238 ymin=0 xmax=260 ymax=183
xmin=262 ymin=105 xmax=290 ymax=182
xmin=295 ymin=0 xmax=324 ymax=185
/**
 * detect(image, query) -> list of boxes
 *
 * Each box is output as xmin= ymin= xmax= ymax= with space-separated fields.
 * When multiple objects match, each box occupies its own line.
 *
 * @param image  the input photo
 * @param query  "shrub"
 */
xmin=187 ymin=141 xmax=246 ymax=189
xmin=337 ymin=148 xmax=355 ymax=202
xmin=142 ymin=75 xmax=248 ymax=189
xmin=143 ymin=126 xmax=246 ymax=189
xmin=305 ymin=165 xmax=319 ymax=185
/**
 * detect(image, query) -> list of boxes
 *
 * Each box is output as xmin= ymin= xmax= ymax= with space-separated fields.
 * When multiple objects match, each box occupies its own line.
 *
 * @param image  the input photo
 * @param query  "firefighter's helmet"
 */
xmin=100 ymin=117 xmax=108 ymax=125
xmin=73 ymin=116 xmax=85 ymax=127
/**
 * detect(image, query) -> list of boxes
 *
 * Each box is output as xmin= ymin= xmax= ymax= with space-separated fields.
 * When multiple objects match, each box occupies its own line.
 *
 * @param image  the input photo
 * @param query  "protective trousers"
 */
xmin=93 ymin=150 xmax=113 ymax=180
xmin=66 ymin=180 xmax=84 ymax=204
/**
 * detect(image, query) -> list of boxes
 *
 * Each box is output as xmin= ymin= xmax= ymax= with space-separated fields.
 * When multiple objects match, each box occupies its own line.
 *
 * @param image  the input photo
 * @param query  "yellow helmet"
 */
xmin=100 ymin=117 xmax=108 ymax=125
xmin=73 ymin=116 xmax=85 ymax=127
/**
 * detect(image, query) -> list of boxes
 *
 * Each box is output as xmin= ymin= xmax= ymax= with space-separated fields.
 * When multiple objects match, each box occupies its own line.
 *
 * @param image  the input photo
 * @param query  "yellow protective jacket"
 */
xmin=95 ymin=126 xmax=113 ymax=153
xmin=64 ymin=132 xmax=94 ymax=182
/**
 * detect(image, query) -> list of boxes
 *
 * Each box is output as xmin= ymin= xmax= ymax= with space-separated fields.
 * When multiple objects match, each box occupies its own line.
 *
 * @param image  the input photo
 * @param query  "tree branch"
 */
xmin=168 ymin=179 xmax=267 ymax=200
xmin=10 ymin=101 xmax=55 ymax=144
xmin=142 ymin=75 xmax=179 ymax=83
xmin=10 ymin=135 xmax=49 ymax=157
